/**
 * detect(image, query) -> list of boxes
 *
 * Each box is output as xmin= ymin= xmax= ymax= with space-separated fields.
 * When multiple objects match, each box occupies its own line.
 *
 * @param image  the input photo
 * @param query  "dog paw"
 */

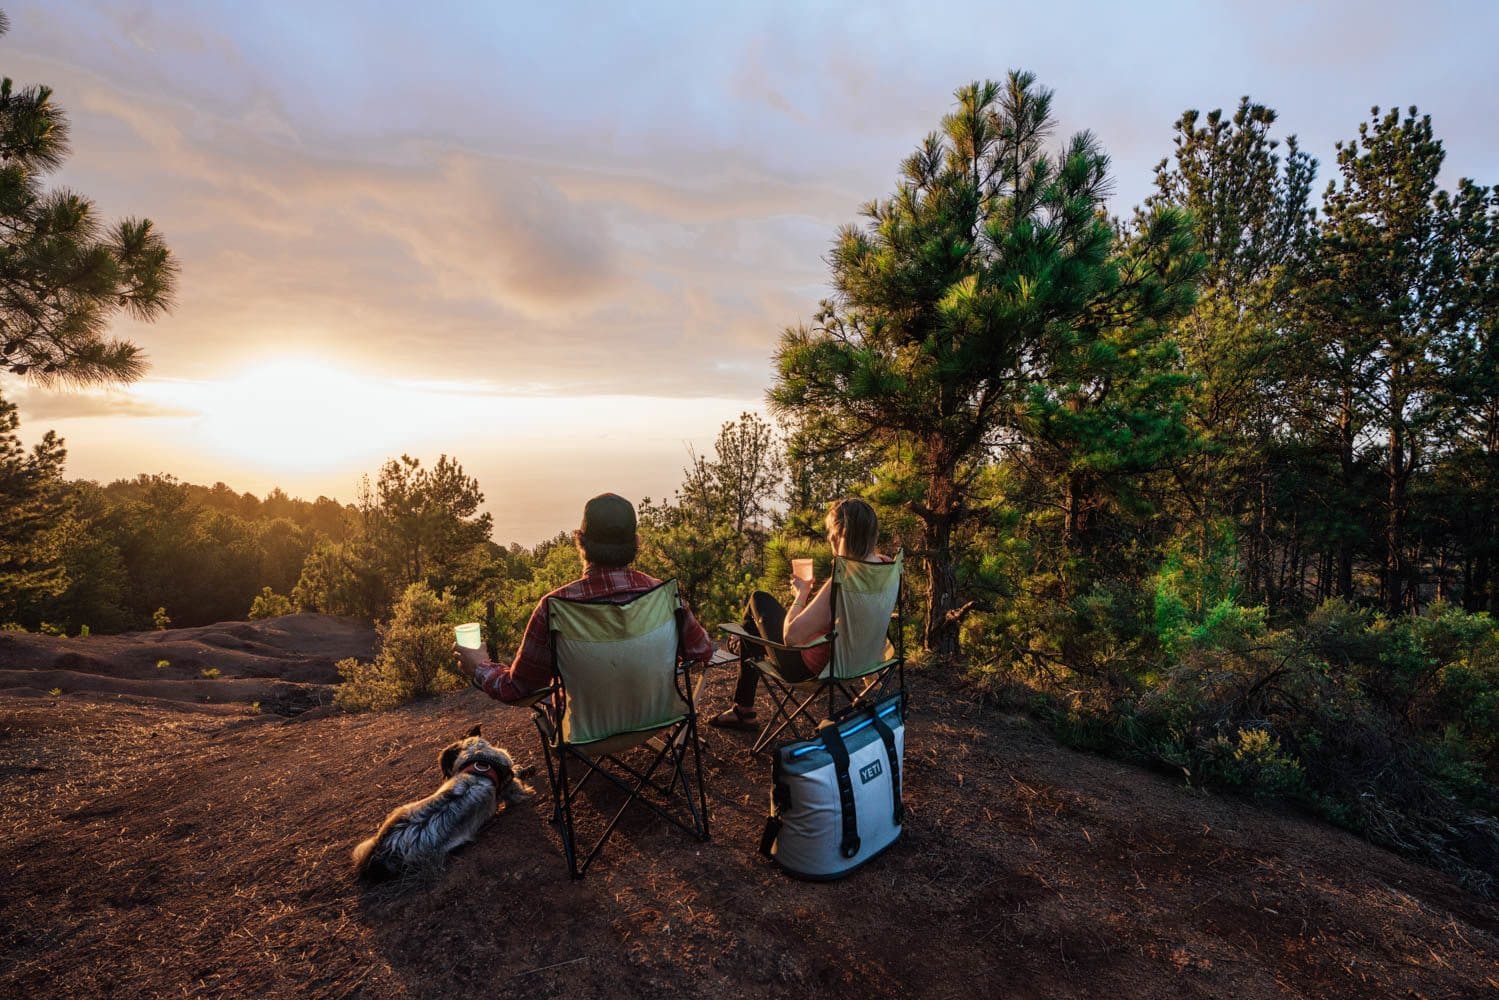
xmin=503 ymin=778 xmax=536 ymax=804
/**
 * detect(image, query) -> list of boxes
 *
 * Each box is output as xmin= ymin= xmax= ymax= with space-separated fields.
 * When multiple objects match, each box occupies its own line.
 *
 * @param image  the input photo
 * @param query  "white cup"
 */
xmin=454 ymin=622 xmax=483 ymax=650
xmin=791 ymin=558 xmax=814 ymax=582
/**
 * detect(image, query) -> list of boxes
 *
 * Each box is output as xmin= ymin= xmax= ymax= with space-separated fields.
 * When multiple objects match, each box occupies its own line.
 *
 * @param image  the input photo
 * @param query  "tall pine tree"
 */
xmin=771 ymin=74 xmax=1202 ymax=654
xmin=1148 ymin=99 xmax=1316 ymax=606
xmin=1310 ymin=107 xmax=1465 ymax=613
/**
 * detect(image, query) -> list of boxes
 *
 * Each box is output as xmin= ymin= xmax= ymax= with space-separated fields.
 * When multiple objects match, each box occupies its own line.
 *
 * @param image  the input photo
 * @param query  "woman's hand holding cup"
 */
xmin=789 ymin=557 xmax=815 ymax=604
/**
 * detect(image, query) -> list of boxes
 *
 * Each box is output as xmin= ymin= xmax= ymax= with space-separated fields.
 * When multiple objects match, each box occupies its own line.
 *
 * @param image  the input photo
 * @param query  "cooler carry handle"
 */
xmin=868 ymin=710 xmax=904 ymax=825
xmin=818 ymin=720 xmax=861 ymax=859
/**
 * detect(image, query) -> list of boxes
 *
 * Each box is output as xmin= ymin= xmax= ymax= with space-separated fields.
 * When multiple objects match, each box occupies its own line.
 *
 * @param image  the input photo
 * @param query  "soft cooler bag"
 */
xmin=759 ymin=693 xmax=906 ymax=880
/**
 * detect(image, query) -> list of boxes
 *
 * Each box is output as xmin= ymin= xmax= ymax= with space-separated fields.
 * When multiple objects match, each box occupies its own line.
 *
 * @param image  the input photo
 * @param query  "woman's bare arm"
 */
xmin=785 ymin=577 xmax=833 ymax=646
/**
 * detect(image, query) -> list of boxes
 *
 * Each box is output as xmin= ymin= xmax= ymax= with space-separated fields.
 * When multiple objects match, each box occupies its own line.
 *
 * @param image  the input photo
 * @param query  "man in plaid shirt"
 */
xmin=453 ymin=493 xmax=714 ymax=703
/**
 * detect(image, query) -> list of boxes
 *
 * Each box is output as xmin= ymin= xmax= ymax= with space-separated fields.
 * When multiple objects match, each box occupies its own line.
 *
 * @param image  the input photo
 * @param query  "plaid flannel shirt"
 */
xmin=470 ymin=566 xmax=713 ymax=703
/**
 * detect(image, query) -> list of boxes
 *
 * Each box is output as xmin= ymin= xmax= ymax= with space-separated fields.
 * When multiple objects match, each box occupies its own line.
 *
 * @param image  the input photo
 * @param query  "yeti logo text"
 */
xmin=859 ymin=760 xmax=883 ymax=784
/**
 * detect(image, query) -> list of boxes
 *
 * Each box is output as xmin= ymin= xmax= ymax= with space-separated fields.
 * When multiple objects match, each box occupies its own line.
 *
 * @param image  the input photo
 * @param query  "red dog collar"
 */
xmin=456 ymin=760 xmax=503 ymax=787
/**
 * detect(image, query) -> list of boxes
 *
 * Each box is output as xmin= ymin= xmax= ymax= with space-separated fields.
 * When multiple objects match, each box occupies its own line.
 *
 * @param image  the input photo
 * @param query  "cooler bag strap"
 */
xmin=760 ymin=780 xmax=791 ymax=858
xmin=818 ymin=721 xmax=861 ymax=859
xmin=759 ymin=816 xmax=782 ymax=857
xmin=869 ymin=710 xmax=904 ymax=825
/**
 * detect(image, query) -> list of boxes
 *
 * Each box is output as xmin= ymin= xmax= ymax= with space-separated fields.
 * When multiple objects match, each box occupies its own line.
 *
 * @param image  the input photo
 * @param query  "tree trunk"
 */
xmin=1472 ymin=553 xmax=1492 ymax=614
xmin=921 ymin=514 xmax=959 ymax=658
xmin=1337 ymin=386 xmax=1357 ymax=601
xmin=1064 ymin=471 xmax=1091 ymax=555
xmin=1258 ymin=471 xmax=1273 ymax=611
xmin=1386 ymin=376 xmax=1407 ymax=617
xmin=917 ymin=457 xmax=962 ymax=658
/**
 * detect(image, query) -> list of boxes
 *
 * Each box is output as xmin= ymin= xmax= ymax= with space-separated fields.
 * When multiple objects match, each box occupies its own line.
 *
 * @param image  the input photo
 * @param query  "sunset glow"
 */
xmin=171 ymin=359 xmax=429 ymax=470
xmin=8 ymin=0 xmax=1496 ymax=544
xmin=27 ymin=365 xmax=759 ymax=543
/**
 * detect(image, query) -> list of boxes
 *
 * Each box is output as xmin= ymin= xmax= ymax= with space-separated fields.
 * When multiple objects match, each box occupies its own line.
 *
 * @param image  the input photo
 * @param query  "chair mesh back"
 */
xmin=549 ymin=581 xmax=687 ymax=745
xmin=830 ymin=552 xmax=902 ymax=679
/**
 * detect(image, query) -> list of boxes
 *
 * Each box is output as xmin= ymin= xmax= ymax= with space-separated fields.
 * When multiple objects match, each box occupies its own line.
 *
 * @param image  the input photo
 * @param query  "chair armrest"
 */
xmin=506 ymin=685 xmax=558 ymax=709
xmin=717 ymin=623 xmax=833 ymax=653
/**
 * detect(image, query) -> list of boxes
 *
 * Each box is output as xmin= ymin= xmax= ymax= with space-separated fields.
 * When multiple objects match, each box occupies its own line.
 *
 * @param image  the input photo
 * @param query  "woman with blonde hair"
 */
xmin=710 ymin=497 xmax=891 ymax=729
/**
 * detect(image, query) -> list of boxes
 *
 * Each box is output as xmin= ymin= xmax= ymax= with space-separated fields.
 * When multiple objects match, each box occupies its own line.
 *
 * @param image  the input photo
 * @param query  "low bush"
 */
xmin=335 ymin=582 xmax=464 ymax=712
xmin=973 ymin=595 xmax=1499 ymax=894
xmin=248 ymin=587 xmax=294 ymax=620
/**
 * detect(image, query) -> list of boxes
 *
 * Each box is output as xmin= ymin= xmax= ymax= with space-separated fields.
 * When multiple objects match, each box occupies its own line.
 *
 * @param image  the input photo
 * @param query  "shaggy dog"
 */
xmin=353 ymin=725 xmax=532 ymax=881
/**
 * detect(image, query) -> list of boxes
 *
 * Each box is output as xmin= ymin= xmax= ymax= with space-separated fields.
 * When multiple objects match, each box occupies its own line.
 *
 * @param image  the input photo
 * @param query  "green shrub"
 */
xmin=978 ymin=595 xmax=1499 ymax=894
xmin=334 ymin=582 xmax=464 ymax=712
xmin=248 ymin=587 xmax=294 ymax=620
xmin=156 ymin=658 xmax=170 ymax=669
xmin=152 ymin=607 xmax=171 ymax=630
xmin=200 ymin=667 xmax=220 ymax=679
xmin=479 ymin=538 xmax=581 ymax=654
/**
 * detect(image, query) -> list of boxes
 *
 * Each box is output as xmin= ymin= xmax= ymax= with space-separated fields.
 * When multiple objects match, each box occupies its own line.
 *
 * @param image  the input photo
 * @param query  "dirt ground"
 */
xmin=0 ymin=614 xmax=374 ymax=715
xmin=1 ymin=617 xmax=1496 ymax=998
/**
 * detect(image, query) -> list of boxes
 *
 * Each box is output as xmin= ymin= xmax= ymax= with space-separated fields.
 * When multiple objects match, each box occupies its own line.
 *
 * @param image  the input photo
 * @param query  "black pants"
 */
xmin=734 ymin=590 xmax=815 ymax=706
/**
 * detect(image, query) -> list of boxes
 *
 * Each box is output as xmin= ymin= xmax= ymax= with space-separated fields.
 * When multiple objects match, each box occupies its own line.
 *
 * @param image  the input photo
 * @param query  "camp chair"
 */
xmin=719 ymin=552 xmax=904 ymax=754
xmin=526 ymin=579 xmax=710 ymax=879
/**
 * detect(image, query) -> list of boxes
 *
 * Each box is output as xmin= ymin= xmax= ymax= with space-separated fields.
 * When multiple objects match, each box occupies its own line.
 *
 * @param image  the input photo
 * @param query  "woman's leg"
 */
xmin=735 ymin=591 xmax=818 ymax=699
xmin=732 ymin=591 xmax=786 ymax=707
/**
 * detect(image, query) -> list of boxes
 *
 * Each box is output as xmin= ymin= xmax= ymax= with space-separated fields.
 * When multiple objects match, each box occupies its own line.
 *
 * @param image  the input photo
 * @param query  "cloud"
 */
xmin=18 ymin=0 xmax=1493 ymax=409
xmin=350 ymin=154 xmax=620 ymax=311
xmin=11 ymin=388 xmax=198 ymax=421
xmin=7 ymin=44 xmax=836 ymax=397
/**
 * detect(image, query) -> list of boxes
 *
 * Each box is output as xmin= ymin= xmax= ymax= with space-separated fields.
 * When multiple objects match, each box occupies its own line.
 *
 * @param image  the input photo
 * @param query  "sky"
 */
xmin=4 ymin=0 xmax=1497 ymax=545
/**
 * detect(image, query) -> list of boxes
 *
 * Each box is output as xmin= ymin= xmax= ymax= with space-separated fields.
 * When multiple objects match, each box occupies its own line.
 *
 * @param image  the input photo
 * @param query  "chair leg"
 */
xmin=548 ymin=722 xmax=716 ymax=877
xmin=573 ymin=736 xmax=683 ymax=875
xmin=753 ymin=685 xmax=825 ymax=754
xmin=751 ymin=680 xmax=802 ymax=753
xmin=555 ymin=744 xmax=580 ymax=879
xmin=689 ymin=717 xmax=710 ymax=840
xmin=676 ymin=720 xmax=709 ymax=841
xmin=532 ymin=715 xmax=563 ymax=824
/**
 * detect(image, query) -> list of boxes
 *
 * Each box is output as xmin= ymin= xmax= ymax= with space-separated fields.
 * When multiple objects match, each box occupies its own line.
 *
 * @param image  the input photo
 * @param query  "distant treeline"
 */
xmin=0 ymin=401 xmax=803 ymax=642
xmin=3 ymin=471 xmax=356 ymax=633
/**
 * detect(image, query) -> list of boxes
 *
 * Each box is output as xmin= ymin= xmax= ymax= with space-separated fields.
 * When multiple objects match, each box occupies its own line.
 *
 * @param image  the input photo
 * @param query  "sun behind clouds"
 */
xmin=156 ymin=358 xmax=455 ymax=471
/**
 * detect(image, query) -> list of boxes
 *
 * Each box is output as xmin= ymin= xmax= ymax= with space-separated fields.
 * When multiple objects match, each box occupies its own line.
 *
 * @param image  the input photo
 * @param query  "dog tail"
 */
xmin=352 ymin=837 xmax=392 ymax=882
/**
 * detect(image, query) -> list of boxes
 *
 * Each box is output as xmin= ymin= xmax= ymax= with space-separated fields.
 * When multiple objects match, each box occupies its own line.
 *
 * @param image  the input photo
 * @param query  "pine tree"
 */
xmin=0 ymin=13 xmax=177 ymax=384
xmin=1444 ymin=179 xmax=1499 ymax=611
xmin=1308 ymin=107 xmax=1466 ymax=613
xmin=0 ymin=388 xmax=68 ymax=622
xmin=1148 ymin=99 xmax=1317 ymax=605
xmin=771 ymin=73 xmax=1202 ymax=655
xmin=362 ymin=454 xmax=492 ymax=598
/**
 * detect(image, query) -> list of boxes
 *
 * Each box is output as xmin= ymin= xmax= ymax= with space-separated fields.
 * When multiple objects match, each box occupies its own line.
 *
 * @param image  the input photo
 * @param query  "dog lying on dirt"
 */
xmin=353 ymin=725 xmax=533 ymax=881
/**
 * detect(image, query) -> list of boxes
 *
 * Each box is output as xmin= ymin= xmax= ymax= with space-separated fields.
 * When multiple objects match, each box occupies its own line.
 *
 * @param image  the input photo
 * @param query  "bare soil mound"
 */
xmin=0 ymin=614 xmax=374 ymax=698
xmin=1 ymin=647 xmax=1495 ymax=997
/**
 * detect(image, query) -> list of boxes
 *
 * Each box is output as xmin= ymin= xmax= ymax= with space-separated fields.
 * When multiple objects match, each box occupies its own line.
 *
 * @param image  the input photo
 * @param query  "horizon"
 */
xmin=5 ymin=0 xmax=1498 ymax=545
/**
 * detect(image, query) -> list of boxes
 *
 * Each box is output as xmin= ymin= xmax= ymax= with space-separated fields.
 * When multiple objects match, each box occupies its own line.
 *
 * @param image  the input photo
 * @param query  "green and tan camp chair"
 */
xmin=719 ymin=552 xmax=904 ymax=754
xmin=527 ymin=579 xmax=710 ymax=879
